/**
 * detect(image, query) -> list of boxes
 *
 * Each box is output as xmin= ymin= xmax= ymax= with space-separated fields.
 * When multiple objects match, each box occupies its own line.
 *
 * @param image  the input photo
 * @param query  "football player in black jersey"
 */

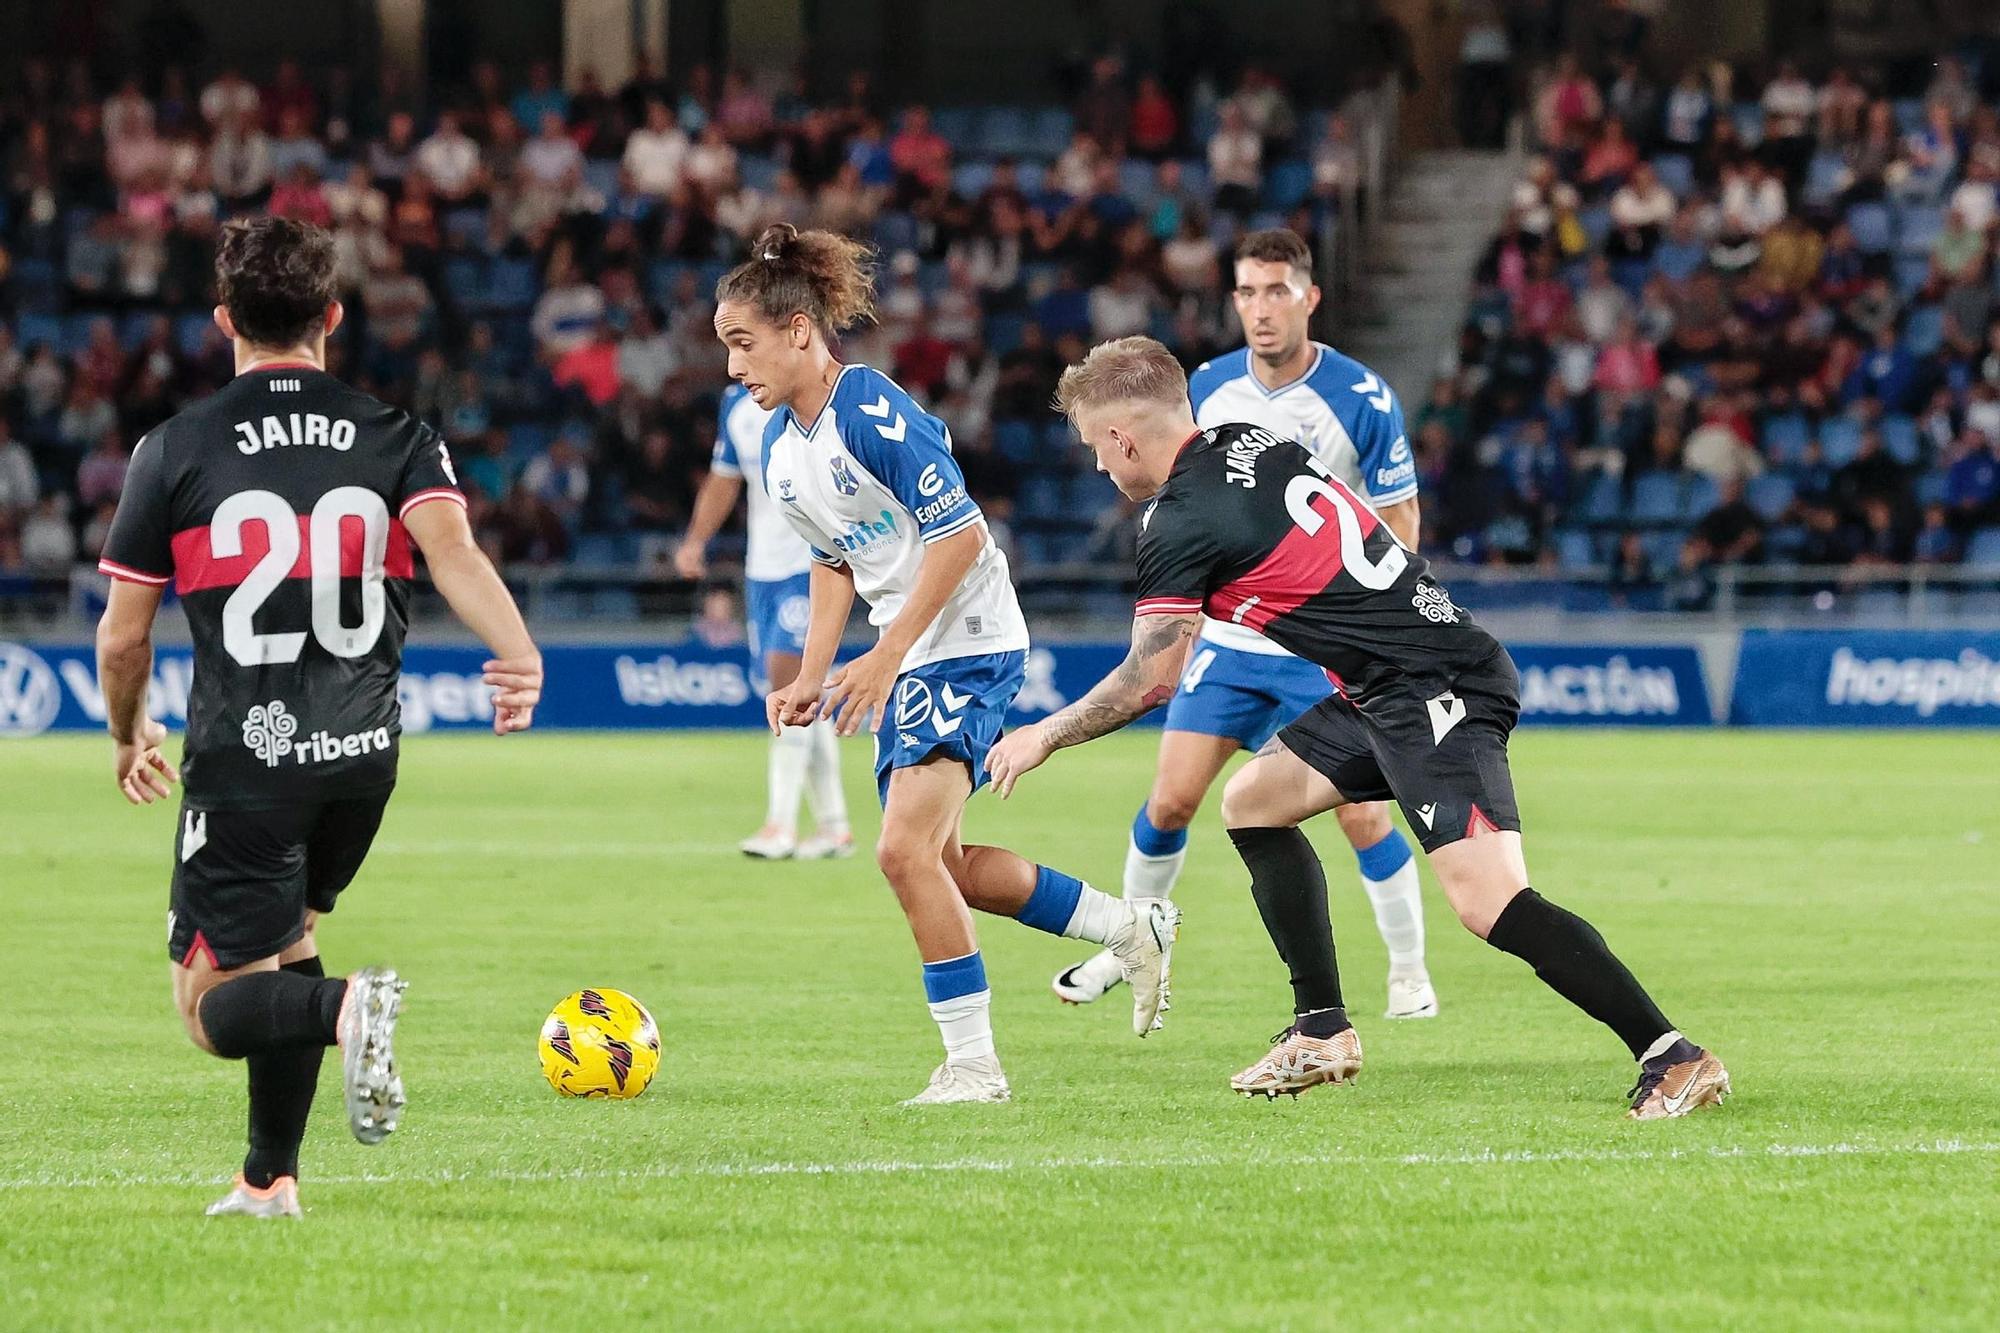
xmin=990 ymin=337 xmax=1727 ymax=1119
xmin=94 ymin=218 xmax=544 ymax=1217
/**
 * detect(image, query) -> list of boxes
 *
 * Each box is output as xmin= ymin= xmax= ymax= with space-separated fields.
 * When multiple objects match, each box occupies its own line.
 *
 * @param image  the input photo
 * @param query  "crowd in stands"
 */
xmin=1431 ymin=47 xmax=2000 ymax=603
xmin=0 ymin=52 xmax=1375 ymax=578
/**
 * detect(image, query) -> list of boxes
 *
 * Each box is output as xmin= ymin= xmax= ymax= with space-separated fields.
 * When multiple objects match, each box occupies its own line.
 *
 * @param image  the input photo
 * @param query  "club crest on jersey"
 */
xmin=829 ymin=455 xmax=861 ymax=496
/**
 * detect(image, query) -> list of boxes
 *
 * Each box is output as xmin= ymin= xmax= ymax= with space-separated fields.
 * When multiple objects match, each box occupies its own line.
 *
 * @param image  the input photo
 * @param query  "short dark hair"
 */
xmin=1233 ymin=228 xmax=1313 ymax=277
xmin=214 ymin=217 xmax=338 ymax=348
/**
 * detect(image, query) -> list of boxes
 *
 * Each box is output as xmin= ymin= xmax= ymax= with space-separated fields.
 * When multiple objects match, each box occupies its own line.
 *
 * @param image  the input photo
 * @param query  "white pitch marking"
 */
xmin=2 ymin=1139 xmax=1992 ymax=1191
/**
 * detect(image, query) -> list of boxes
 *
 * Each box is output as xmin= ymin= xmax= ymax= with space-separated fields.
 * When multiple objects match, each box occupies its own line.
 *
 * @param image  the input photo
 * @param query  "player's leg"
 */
xmin=790 ymin=647 xmax=854 ymax=860
xmin=1216 ymin=732 xmax=1367 ymax=1097
xmin=1050 ymin=728 xmax=1230 ymax=1007
xmin=1383 ymin=659 xmax=1726 ymax=1118
xmin=874 ymin=758 xmax=1009 ymax=1103
xmin=1335 ymin=800 xmax=1436 ymax=1018
xmin=741 ymin=578 xmax=812 ymax=859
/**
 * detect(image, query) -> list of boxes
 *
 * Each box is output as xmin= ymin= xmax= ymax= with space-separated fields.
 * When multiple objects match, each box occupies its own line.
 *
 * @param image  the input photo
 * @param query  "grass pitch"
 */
xmin=1 ymin=729 xmax=1996 ymax=1330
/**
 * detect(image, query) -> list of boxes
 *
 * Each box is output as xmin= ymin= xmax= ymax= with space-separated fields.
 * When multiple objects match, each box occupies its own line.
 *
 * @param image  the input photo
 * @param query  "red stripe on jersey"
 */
xmin=1208 ymin=481 xmax=1381 ymax=633
xmin=399 ymin=487 xmax=466 ymax=519
xmin=1134 ymin=597 xmax=1203 ymax=617
xmin=170 ymin=515 xmax=415 ymax=593
xmin=98 ymin=559 xmax=171 ymax=586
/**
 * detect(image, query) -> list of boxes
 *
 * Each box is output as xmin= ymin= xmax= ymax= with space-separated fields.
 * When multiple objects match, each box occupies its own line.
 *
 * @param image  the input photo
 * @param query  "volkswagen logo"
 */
xmin=0 ymin=642 xmax=63 ymax=738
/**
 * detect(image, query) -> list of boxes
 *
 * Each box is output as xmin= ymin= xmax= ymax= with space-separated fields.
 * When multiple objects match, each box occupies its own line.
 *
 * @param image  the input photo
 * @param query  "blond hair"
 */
xmin=1052 ymin=336 xmax=1189 ymax=422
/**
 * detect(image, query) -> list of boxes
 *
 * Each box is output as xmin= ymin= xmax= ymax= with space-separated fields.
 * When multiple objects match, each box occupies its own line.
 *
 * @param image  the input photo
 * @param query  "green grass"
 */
xmin=1 ymin=729 xmax=1996 ymax=1330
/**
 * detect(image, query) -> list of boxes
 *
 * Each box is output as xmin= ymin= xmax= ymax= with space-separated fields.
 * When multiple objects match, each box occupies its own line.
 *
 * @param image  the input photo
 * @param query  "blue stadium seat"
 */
xmin=994 ymin=419 xmax=1038 ymax=464
xmin=1902 ymin=305 xmax=1945 ymax=356
xmin=1915 ymin=470 xmax=1950 ymax=507
xmin=1681 ymin=474 xmax=1721 ymax=520
xmin=1846 ymin=202 xmax=1893 ymax=254
xmin=176 ymin=312 xmax=215 ymax=357
xmin=1761 ymin=412 xmax=1810 ymax=463
xmin=61 ymin=314 xmax=100 ymax=355
xmin=506 ymin=422 xmax=556 ymax=461
xmin=1028 ymin=108 xmax=1074 ymax=159
xmin=1579 ymin=206 xmax=1613 ymax=249
xmin=984 ymin=312 xmax=1027 ymax=355
xmin=484 ymin=257 xmax=540 ymax=313
xmin=1966 ymin=527 xmax=2000 ymax=568
xmin=1895 ymin=204 xmax=1946 ymax=255
xmin=1553 ymin=528 xmax=1598 ymax=570
xmin=1881 ymin=414 xmax=1921 ymax=464
xmin=1175 ymin=159 xmax=1212 ymax=199
xmin=1820 ymin=417 xmax=1864 ymax=466
xmin=930 ymin=106 xmax=977 ymax=148
xmin=1572 ymin=473 xmax=1624 ymax=525
xmin=443 ymin=256 xmax=487 ymax=308
xmin=582 ymin=159 xmax=622 ymax=199
xmin=443 ymin=207 xmax=488 ymax=248
xmin=1802 ymin=151 xmax=1848 ymax=206
xmin=1892 ymin=98 xmax=1926 ymax=135
xmin=1730 ymin=103 xmax=1764 ymax=146
xmin=14 ymin=312 xmax=63 ymax=353
xmin=1118 ymin=159 xmax=1158 ymax=208
xmin=1746 ymin=473 xmax=1796 ymax=521
xmin=739 ymin=154 xmax=781 ymax=192
xmin=872 ymin=211 xmax=920 ymax=255
xmin=1641 ymin=528 xmax=1688 ymax=568
xmin=952 ymin=160 xmax=996 ymax=198
xmin=8 ymin=258 xmax=62 ymax=313
xmin=1262 ymin=159 xmax=1313 ymax=212
xmin=570 ymin=532 xmax=625 ymax=565
xmin=1893 ymin=254 xmax=1932 ymax=300
xmin=645 ymin=258 xmax=690 ymax=305
xmin=1650 ymin=154 xmax=1694 ymax=199
xmin=1012 ymin=160 xmax=1047 ymax=194
xmin=1019 ymin=473 xmax=1065 ymax=519
xmin=1067 ymin=469 xmax=1121 ymax=514
xmin=1630 ymin=473 xmax=1686 ymax=525
xmin=1042 ymin=419 xmax=1076 ymax=456
xmin=979 ymin=107 xmax=1034 ymax=158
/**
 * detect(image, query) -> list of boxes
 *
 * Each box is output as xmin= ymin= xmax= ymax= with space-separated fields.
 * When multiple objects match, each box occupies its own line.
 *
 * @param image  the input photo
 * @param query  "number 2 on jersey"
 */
xmin=1283 ymin=462 xmax=1408 ymax=590
xmin=212 ymin=487 xmax=389 ymax=666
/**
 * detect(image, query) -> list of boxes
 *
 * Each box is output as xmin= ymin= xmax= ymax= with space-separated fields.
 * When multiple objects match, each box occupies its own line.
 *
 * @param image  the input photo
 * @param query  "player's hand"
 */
xmin=769 ymin=680 xmax=823 ymax=734
xmin=986 ymin=723 xmax=1052 ymax=799
xmin=113 ymin=719 xmax=180 ymax=805
xmin=483 ymin=653 xmax=543 ymax=735
xmin=821 ymin=647 xmax=898 ymax=738
xmin=672 ymin=541 xmax=706 ymax=581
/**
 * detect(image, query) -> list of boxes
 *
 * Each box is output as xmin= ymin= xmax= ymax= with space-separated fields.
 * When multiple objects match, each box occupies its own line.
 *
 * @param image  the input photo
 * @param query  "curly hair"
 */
xmin=214 ymin=216 xmax=338 ymax=348
xmin=714 ymin=223 xmax=877 ymax=335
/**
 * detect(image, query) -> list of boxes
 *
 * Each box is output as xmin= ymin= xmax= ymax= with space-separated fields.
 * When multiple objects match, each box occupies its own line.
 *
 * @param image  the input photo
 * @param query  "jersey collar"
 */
xmin=1245 ymin=344 xmax=1323 ymax=399
xmin=780 ymin=363 xmax=859 ymax=441
xmin=239 ymin=360 xmax=323 ymax=373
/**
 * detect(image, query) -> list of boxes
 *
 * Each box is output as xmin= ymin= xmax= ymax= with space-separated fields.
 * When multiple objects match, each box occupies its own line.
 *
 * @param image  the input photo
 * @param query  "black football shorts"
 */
xmin=1278 ymin=649 xmax=1522 ymax=853
xmin=167 ymin=788 xmax=393 ymax=970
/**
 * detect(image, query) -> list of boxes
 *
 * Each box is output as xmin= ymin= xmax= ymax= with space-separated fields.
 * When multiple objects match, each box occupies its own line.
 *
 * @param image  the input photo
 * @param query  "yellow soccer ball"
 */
xmin=538 ymin=988 xmax=661 ymax=1099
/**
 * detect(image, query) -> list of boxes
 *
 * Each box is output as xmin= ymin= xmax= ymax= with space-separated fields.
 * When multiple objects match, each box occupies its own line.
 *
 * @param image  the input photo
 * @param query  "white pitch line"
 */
xmin=2 ymin=1139 xmax=1994 ymax=1192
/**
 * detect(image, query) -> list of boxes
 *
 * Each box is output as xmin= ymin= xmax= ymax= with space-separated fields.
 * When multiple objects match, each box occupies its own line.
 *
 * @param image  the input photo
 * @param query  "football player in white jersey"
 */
xmin=677 ymin=382 xmax=853 ymax=860
xmin=1052 ymin=230 xmax=1439 ymax=1021
xmin=712 ymin=224 xmax=1178 ymax=1105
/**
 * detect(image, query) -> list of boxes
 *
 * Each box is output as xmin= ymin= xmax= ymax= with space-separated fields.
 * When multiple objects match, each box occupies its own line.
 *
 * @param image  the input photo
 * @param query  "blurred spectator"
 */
xmin=20 ymin=497 xmax=76 ymax=572
xmin=1207 ymin=100 xmax=1261 ymax=217
xmin=623 ymin=100 xmax=688 ymax=197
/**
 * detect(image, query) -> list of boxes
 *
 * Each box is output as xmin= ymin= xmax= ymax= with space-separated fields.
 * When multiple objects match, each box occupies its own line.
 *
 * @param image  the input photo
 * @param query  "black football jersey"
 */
xmin=98 ymin=364 xmax=465 ymax=809
xmin=1133 ymin=423 xmax=1500 ymax=704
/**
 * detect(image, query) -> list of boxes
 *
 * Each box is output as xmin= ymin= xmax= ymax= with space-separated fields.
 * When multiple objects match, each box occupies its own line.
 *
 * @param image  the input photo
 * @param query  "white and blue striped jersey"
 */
xmin=760 ymin=364 xmax=1029 ymax=672
xmin=1187 ymin=342 xmax=1416 ymax=655
xmin=710 ymin=383 xmax=812 ymax=583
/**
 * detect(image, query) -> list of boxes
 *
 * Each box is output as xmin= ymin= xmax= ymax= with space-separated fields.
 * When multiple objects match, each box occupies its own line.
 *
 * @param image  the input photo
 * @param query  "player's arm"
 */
xmin=1376 ymin=496 xmax=1420 ymax=550
xmin=987 ymin=610 xmax=1199 ymax=797
xmin=404 ymin=498 xmax=543 ymax=734
xmin=672 ymin=468 xmax=745 ymax=580
xmin=821 ymin=523 xmax=983 ymax=737
xmin=96 ymin=580 xmax=180 ymax=804
xmin=773 ymin=558 xmax=857 ymax=733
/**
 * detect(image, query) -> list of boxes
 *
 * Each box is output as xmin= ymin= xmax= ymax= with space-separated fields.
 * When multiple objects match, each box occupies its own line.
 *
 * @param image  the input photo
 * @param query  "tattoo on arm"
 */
xmin=1039 ymin=614 xmax=1198 ymax=750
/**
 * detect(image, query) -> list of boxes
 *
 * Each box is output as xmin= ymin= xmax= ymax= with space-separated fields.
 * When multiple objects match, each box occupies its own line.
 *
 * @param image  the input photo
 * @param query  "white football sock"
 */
xmin=929 ymin=990 xmax=995 ymax=1061
xmin=765 ymin=726 xmax=812 ymax=834
xmin=1123 ymin=837 xmax=1187 ymax=901
xmin=803 ymin=719 xmax=850 ymax=837
xmin=1062 ymin=883 xmax=1131 ymax=944
xmin=1362 ymin=858 xmax=1427 ymax=975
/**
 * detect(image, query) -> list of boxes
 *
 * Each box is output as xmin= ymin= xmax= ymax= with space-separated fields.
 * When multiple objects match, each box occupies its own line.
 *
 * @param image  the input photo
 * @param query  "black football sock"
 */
xmin=1227 ymin=826 xmax=1348 ymax=1029
xmin=243 ymin=958 xmax=332 ymax=1188
xmin=1485 ymin=888 xmax=1675 ymax=1059
xmin=198 ymin=968 xmax=347 ymax=1060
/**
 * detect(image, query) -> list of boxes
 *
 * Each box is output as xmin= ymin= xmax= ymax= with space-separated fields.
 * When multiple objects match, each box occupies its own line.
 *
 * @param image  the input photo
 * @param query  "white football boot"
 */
xmin=205 ymin=1174 xmax=302 ymax=1220
xmin=793 ymin=831 xmax=855 ymax=860
xmin=1050 ymin=948 xmax=1126 ymax=1005
xmin=739 ymin=827 xmax=796 ymax=859
xmin=1107 ymin=899 xmax=1180 ymax=1037
xmin=901 ymin=1055 xmax=1012 ymax=1105
xmin=1385 ymin=970 xmax=1440 ymax=1020
xmin=337 ymin=967 xmax=407 ymax=1146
